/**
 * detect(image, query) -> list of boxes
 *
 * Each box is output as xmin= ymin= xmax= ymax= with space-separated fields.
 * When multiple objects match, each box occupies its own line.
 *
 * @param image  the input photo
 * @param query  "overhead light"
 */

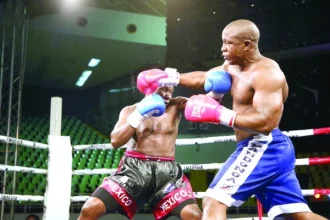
xmin=88 ymin=58 xmax=101 ymax=67
xmin=109 ymin=89 xmax=121 ymax=93
xmin=75 ymin=70 xmax=92 ymax=87
xmin=109 ymin=87 xmax=133 ymax=93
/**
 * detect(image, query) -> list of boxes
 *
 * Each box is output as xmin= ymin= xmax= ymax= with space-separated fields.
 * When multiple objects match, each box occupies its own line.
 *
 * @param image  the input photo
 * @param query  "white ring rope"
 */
xmin=0 ymin=164 xmax=47 ymax=174
xmin=0 ymin=127 xmax=329 ymax=150
xmin=0 ymin=127 xmax=329 ymax=213
xmin=2 ymin=157 xmax=330 ymax=174
xmin=1 ymin=189 xmax=328 ymax=201
xmin=73 ymin=127 xmax=330 ymax=150
xmin=0 ymin=135 xmax=48 ymax=149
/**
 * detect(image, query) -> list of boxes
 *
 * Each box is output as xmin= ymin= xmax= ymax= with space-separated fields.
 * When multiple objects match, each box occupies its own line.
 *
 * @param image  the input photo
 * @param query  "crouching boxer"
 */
xmin=78 ymin=86 xmax=202 ymax=220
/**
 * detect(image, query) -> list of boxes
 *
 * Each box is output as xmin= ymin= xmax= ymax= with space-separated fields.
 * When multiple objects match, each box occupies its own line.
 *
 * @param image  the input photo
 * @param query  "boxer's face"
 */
xmin=221 ymin=29 xmax=245 ymax=65
xmin=155 ymin=86 xmax=174 ymax=105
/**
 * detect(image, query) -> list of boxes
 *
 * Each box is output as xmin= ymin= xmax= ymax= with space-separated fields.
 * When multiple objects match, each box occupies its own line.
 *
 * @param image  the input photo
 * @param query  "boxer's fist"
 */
xmin=184 ymin=94 xmax=236 ymax=127
xmin=127 ymin=94 xmax=166 ymax=128
xmin=136 ymin=94 xmax=165 ymax=117
xmin=204 ymin=70 xmax=232 ymax=102
xmin=137 ymin=68 xmax=179 ymax=94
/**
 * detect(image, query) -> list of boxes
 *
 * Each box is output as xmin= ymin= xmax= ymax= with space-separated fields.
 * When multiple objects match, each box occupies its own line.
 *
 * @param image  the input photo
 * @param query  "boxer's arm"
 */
xmin=110 ymin=106 xmax=136 ymax=148
xmin=233 ymin=68 xmax=285 ymax=134
xmin=179 ymin=71 xmax=207 ymax=89
xmin=170 ymin=96 xmax=188 ymax=112
xmin=179 ymin=64 xmax=226 ymax=89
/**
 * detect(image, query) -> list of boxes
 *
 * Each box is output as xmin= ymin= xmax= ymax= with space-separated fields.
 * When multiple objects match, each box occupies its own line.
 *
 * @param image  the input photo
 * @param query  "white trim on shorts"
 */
xmin=268 ymin=203 xmax=312 ymax=219
xmin=204 ymin=188 xmax=244 ymax=207
xmin=205 ymin=133 xmax=273 ymax=207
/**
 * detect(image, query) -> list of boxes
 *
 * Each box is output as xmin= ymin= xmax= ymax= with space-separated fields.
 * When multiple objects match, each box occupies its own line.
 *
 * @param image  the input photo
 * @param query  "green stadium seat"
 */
xmin=79 ymin=184 xmax=87 ymax=193
xmin=87 ymin=162 xmax=95 ymax=169
xmin=112 ymin=160 xmax=120 ymax=168
xmin=28 ymin=183 xmax=35 ymax=191
xmin=95 ymin=163 xmax=102 ymax=169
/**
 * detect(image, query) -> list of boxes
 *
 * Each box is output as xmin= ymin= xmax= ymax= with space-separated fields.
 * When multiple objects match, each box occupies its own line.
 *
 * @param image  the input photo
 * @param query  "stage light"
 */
xmin=75 ymin=70 xmax=92 ymax=87
xmin=88 ymin=58 xmax=101 ymax=67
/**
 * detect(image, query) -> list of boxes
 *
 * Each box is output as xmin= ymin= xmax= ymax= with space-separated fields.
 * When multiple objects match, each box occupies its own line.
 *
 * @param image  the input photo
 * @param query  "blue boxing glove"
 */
xmin=127 ymin=94 xmax=166 ymax=128
xmin=204 ymin=70 xmax=232 ymax=102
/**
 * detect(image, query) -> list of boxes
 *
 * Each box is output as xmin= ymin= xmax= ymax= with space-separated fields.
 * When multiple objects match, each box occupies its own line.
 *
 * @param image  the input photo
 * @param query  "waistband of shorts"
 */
xmin=125 ymin=150 xmax=175 ymax=161
xmin=237 ymin=128 xmax=283 ymax=147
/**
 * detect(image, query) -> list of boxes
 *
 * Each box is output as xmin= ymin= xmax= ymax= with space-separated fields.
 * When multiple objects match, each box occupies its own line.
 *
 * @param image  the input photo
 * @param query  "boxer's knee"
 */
xmin=202 ymin=196 xmax=225 ymax=210
xmin=180 ymin=204 xmax=202 ymax=220
xmin=78 ymin=197 xmax=106 ymax=220
xmin=202 ymin=196 xmax=227 ymax=220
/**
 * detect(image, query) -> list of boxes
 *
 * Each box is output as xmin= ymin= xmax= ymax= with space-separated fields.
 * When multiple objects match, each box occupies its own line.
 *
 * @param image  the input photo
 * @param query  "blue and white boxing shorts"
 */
xmin=204 ymin=128 xmax=311 ymax=219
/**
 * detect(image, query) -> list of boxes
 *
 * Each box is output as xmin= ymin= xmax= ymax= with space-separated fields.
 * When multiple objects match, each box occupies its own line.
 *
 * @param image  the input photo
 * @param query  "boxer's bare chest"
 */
xmin=136 ymin=106 xmax=180 ymax=138
xmin=228 ymin=66 xmax=255 ymax=109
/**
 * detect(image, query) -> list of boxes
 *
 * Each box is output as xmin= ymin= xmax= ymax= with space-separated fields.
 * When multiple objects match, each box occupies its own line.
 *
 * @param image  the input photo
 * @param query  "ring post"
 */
xmin=49 ymin=97 xmax=62 ymax=136
xmin=43 ymin=97 xmax=72 ymax=220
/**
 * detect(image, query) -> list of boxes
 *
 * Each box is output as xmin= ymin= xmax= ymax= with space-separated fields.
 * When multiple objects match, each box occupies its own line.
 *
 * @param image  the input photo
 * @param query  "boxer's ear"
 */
xmin=244 ymin=40 xmax=252 ymax=50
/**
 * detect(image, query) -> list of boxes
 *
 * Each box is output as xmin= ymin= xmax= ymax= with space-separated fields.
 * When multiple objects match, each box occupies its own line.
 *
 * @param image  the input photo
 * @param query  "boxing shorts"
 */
xmin=205 ymin=128 xmax=311 ymax=220
xmin=91 ymin=150 xmax=196 ymax=220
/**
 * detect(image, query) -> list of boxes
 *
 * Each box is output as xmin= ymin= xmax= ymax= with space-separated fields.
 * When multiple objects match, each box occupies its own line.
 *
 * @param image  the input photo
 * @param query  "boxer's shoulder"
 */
xmin=120 ymin=105 xmax=136 ymax=116
xmin=251 ymin=61 xmax=286 ymax=89
xmin=257 ymin=56 xmax=281 ymax=71
xmin=251 ymin=57 xmax=283 ymax=76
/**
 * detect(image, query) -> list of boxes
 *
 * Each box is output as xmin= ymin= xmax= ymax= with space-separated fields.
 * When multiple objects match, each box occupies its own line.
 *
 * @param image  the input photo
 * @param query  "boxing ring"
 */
xmin=0 ymin=126 xmax=330 ymax=220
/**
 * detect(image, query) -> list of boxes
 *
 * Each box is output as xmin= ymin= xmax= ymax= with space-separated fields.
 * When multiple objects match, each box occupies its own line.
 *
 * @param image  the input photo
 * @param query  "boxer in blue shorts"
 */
xmin=136 ymin=19 xmax=328 ymax=220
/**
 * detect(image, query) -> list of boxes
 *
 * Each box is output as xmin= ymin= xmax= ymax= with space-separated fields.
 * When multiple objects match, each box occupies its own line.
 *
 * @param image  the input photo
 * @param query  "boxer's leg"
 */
xmin=78 ymin=187 xmax=125 ymax=220
xmin=283 ymin=212 xmax=328 ymax=220
xmin=255 ymin=133 xmax=328 ymax=220
xmin=150 ymin=162 xmax=202 ymax=220
xmin=170 ymin=175 xmax=202 ymax=220
xmin=79 ymin=156 xmax=152 ymax=220
xmin=257 ymin=169 xmax=327 ymax=220
xmin=202 ymin=131 xmax=280 ymax=220
xmin=172 ymin=201 xmax=202 ymax=220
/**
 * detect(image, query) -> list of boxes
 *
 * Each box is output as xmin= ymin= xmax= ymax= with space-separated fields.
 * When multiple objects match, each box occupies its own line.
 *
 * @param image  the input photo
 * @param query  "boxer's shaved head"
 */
xmin=221 ymin=19 xmax=261 ymax=65
xmin=223 ymin=19 xmax=260 ymax=44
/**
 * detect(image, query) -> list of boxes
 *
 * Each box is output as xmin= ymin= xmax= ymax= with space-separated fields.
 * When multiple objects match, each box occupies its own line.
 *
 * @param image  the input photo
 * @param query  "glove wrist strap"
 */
xmin=219 ymin=107 xmax=237 ymax=127
xmin=207 ymin=91 xmax=224 ymax=103
xmin=127 ymin=108 xmax=144 ymax=128
xmin=165 ymin=67 xmax=180 ymax=85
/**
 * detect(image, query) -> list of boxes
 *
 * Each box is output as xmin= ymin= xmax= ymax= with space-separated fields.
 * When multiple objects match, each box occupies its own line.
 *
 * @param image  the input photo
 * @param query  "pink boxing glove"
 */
xmin=137 ymin=69 xmax=161 ymax=95
xmin=184 ymin=94 xmax=237 ymax=127
xmin=137 ymin=68 xmax=179 ymax=94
